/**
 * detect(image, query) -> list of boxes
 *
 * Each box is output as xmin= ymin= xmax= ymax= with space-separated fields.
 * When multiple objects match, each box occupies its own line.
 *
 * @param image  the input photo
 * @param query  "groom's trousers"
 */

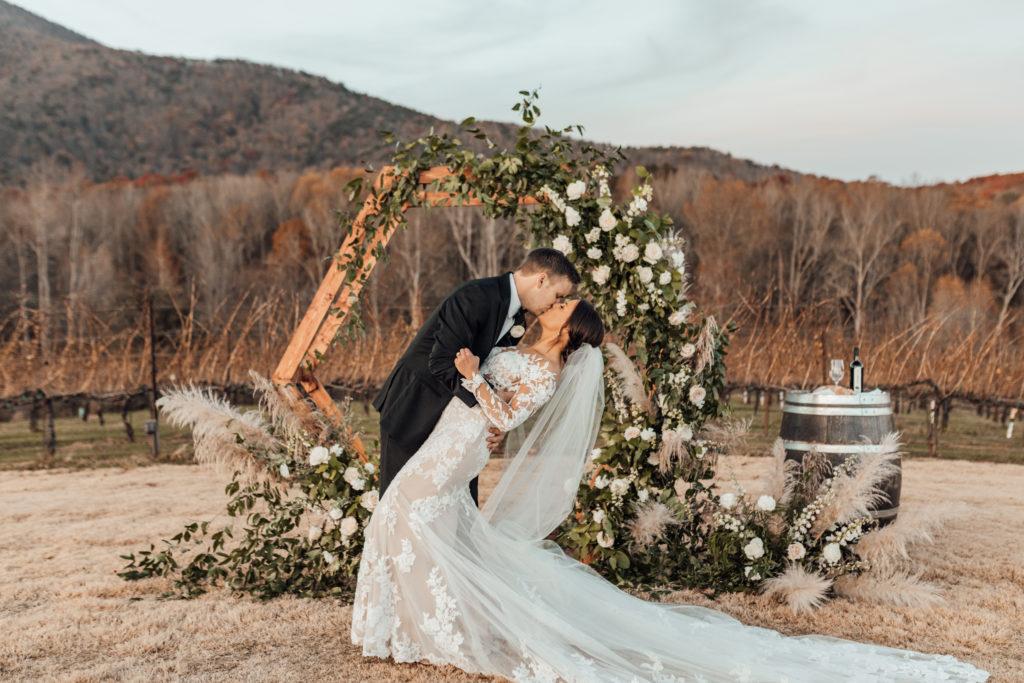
xmin=378 ymin=429 xmax=479 ymax=508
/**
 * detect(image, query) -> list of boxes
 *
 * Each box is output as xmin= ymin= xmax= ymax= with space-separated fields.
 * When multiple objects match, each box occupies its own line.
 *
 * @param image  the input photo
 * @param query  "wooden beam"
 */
xmin=271 ymin=164 xmax=542 ymax=464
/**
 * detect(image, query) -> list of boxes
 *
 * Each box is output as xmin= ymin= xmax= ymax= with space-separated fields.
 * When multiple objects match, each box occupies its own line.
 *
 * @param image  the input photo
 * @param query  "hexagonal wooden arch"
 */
xmin=271 ymin=165 xmax=540 ymax=461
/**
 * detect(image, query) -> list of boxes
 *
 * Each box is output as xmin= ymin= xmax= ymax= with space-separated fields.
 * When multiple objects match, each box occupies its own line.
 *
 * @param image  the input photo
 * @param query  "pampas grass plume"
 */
xmin=762 ymin=564 xmax=833 ymax=614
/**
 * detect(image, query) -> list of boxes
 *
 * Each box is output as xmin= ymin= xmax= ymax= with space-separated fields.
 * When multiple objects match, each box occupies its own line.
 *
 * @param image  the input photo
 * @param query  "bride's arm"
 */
xmin=454 ymin=348 xmax=556 ymax=432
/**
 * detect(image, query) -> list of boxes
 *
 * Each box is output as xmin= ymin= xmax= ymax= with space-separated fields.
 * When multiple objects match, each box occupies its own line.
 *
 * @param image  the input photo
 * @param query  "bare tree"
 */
xmin=831 ymin=183 xmax=902 ymax=338
xmin=993 ymin=206 xmax=1024 ymax=332
xmin=445 ymin=210 xmax=521 ymax=280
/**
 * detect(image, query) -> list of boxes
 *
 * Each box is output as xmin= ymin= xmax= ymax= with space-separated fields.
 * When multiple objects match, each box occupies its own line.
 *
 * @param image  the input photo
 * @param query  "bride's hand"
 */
xmin=454 ymin=348 xmax=480 ymax=379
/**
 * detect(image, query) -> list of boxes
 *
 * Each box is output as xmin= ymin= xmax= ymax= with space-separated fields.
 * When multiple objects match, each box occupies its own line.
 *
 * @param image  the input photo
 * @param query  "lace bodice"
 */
xmin=459 ymin=346 xmax=558 ymax=432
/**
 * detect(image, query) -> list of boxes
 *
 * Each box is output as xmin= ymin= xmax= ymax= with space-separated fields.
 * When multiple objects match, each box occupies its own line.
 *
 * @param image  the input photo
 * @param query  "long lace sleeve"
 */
xmin=460 ymin=371 xmax=556 ymax=432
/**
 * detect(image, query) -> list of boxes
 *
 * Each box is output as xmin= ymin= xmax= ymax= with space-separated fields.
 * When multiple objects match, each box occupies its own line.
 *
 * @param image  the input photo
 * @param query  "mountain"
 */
xmin=0 ymin=0 xmax=789 ymax=185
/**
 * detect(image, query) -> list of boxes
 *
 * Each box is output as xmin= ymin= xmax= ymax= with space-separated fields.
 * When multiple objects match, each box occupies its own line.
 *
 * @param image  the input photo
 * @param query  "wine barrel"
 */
xmin=780 ymin=388 xmax=901 ymax=524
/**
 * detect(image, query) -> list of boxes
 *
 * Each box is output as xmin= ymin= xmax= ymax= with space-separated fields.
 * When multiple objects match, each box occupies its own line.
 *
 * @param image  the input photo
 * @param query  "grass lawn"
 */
xmin=2 ymin=396 xmax=1021 ymax=470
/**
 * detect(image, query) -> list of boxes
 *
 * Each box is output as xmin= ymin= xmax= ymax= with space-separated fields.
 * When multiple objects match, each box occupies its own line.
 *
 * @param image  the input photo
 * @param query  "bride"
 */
xmin=350 ymin=298 xmax=988 ymax=682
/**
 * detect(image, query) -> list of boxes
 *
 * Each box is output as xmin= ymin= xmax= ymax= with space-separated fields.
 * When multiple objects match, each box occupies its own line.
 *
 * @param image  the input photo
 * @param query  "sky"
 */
xmin=18 ymin=0 xmax=1024 ymax=184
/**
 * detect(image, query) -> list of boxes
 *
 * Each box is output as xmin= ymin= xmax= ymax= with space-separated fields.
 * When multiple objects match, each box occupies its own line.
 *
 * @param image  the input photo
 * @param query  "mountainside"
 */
xmin=1 ymin=0 xmax=794 ymax=184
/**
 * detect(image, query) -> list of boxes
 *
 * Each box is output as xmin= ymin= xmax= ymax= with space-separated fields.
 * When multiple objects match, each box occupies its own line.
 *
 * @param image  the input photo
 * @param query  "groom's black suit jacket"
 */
xmin=372 ymin=271 xmax=527 ymax=503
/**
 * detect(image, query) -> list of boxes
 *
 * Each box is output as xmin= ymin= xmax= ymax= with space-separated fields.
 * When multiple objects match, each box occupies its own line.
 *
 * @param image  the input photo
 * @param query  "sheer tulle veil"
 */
xmin=480 ymin=343 xmax=604 ymax=542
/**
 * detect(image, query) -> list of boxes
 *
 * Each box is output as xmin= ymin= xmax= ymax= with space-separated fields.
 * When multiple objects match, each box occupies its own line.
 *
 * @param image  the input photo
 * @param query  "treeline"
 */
xmin=1 ymin=161 xmax=1022 ymax=400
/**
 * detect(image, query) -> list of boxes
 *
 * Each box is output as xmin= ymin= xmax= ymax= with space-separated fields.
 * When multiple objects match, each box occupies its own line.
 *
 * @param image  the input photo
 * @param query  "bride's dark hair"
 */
xmin=561 ymin=299 xmax=604 ymax=364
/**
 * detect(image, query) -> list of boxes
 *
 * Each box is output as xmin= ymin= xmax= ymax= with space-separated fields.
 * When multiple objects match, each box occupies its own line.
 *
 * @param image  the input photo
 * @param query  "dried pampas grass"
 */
xmin=761 ymin=563 xmax=833 ymax=614
xmin=699 ymin=416 xmax=752 ymax=458
xmin=759 ymin=437 xmax=798 ymax=506
xmin=855 ymin=504 xmax=954 ymax=574
xmin=156 ymin=384 xmax=280 ymax=485
xmin=693 ymin=315 xmax=719 ymax=376
xmin=811 ymin=432 xmax=902 ymax=537
xmin=628 ymin=500 xmax=680 ymax=550
xmin=652 ymin=428 xmax=689 ymax=475
xmin=605 ymin=343 xmax=651 ymax=414
xmin=249 ymin=370 xmax=325 ymax=443
xmin=833 ymin=572 xmax=944 ymax=609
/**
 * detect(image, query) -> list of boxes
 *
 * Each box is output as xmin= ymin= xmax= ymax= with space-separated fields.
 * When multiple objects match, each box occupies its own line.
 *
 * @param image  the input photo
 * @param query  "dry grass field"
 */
xmin=1 ymin=455 xmax=1021 ymax=682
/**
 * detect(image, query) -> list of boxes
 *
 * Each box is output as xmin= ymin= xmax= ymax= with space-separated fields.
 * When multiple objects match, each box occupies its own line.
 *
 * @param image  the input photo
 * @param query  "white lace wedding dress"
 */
xmin=350 ymin=346 xmax=989 ymax=682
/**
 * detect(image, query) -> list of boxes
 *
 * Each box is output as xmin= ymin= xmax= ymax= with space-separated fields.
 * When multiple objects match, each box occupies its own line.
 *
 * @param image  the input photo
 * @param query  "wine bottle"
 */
xmin=849 ymin=346 xmax=864 ymax=393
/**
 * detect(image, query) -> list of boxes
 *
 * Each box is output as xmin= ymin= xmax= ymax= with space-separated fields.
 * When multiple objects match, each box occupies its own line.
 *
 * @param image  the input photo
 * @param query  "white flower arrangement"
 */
xmin=566 ymin=179 xmax=586 ymax=200
xmin=599 ymin=208 xmax=617 ymax=231
xmin=339 ymin=517 xmax=358 ymax=538
xmin=552 ymin=234 xmax=573 ymax=254
xmin=360 ymin=490 xmax=379 ymax=511
xmin=743 ymin=537 xmax=765 ymax=560
xmin=308 ymin=446 xmax=331 ymax=466
xmin=591 ymin=265 xmax=611 ymax=285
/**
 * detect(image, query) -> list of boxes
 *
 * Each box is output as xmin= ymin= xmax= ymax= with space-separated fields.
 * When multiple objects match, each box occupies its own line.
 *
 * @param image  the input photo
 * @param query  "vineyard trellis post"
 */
xmin=270 ymin=166 xmax=539 ymax=461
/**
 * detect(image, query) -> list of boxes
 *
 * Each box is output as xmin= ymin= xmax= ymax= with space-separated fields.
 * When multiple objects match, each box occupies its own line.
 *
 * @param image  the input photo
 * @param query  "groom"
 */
xmin=373 ymin=248 xmax=580 ymax=506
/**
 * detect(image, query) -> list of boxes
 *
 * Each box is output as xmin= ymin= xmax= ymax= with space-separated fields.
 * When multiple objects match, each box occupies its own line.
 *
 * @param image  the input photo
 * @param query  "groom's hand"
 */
xmin=486 ymin=427 xmax=506 ymax=454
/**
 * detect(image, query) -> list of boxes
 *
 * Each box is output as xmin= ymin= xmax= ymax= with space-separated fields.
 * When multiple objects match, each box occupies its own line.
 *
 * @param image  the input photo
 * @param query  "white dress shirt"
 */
xmin=497 ymin=272 xmax=521 ymax=342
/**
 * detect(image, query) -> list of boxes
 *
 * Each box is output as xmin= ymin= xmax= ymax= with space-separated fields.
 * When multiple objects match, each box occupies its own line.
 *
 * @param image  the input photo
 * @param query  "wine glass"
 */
xmin=829 ymin=359 xmax=844 ymax=386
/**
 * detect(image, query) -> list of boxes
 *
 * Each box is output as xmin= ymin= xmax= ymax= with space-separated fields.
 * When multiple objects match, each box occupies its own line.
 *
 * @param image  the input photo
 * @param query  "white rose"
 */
xmin=329 ymin=443 xmax=343 ymax=455
xmin=658 ymin=271 xmax=672 ymax=285
xmin=639 ymin=427 xmax=656 ymax=442
xmin=564 ymin=206 xmax=581 ymax=227
xmin=756 ymin=495 xmax=777 ymax=512
xmin=363 ymin=462 xmax=375 ymax=473
xmin=643 ymin=241 xmax=663 ymax=264
xmin=566 ymin=180 xmax=586 ymax=200
xmin=278 ymin=463 xmax=290 ymax=478
xmin=360 ymin=490 xmax=379 ymax=511
xmin=594 ymin=475 xmax=610 ymax=489
xmin=609 ymin=478 xmax=630 ymax=496
xmin=585 ymin=227 xmax=601 ymax=243
xmin=552 ymin=234 xmax=573 ymax=254
xmin=619 ymin=244 xmax=640 ymax=263
xmin=678 ymin=423 xmax=694 ymax=441
xmin=596 ymin=531 xmax=614 ymax=548
xmin=823 ymin=542 xmax=842 ymax=564
xmin=787 ymin=542 xmax=807 ymax=561
xmin=328 ymin=507 xmax=344 ymax=521
xmin=669 ymin=310 xmax=686 ymax=326
xmin=592 ymin=509 xmax=606 ymax=524
xmin=339 ymin=516 xmax=358 ymax=538
xmin=638 ymin=267 xmax=653 ymax=284
xmin=743 ymin=537 xmax=765 ymax=560
xmin=510 ymin=324 xmax=525 ymax=338
xmin=322 ymin=550 xmax=336 ymax=564
xmin=343 ymin=466 xmax=361 ymax=485
xmin=587 ymin=247 xmax=602 ymax=260
xmin=591 ymin=265 xmax=611 ymax=285
xmin=719 ymin=492 xmax=738 ymax=509
xmin=670 ymin=249 xmax=685 ymax=268
xmin=307 ymin=524 xmax=323 ymax=542
xmin=623 ymin=426 xmax=641 ymax=440
xmin=681 ymin=343 xmax=696 ymax=359
xmin=308 ymin=445 xmax=331 ymax=466
xmin=599 ymin=208 xmax=617 ymax=231
xmin=689 ymin=385 xmax=707 ymax=407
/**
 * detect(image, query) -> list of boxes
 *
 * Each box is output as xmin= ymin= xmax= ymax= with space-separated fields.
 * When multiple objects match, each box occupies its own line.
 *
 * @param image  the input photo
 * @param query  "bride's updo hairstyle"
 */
xmin=561 ymin=299 xmax=604 ymax=364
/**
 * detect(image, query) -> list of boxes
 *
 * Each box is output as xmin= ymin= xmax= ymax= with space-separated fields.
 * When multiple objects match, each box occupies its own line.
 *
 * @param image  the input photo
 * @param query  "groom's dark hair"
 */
xmin=516 ymin=248 xmax=581 ymax=285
